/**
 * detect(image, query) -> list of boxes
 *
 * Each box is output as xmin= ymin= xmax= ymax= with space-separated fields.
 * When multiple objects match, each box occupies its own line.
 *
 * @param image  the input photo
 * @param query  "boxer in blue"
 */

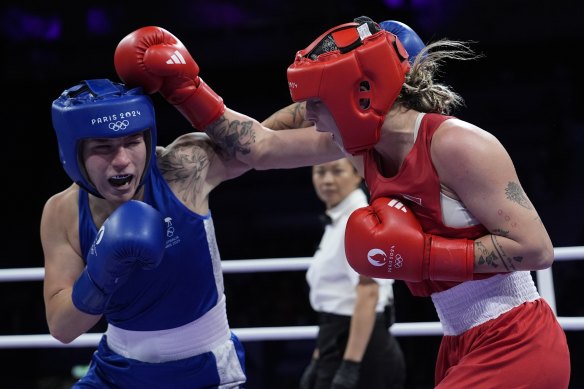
xmin=44 ymin=79 xmax=252 ymax=388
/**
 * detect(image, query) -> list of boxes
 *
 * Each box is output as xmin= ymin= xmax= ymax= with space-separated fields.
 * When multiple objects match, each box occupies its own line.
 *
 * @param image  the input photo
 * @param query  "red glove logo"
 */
xmin=367 ymin=247 xmax=404 ymax=273
xmin=367 ymin=249 xmax=387 ymax=267
xmin=387 ymin=198 xmax=408 ymax=213
xmin=166 ymin=50 xmax=187 ymax=65
xmin=346 ymin=197 xmax=423 ymax=280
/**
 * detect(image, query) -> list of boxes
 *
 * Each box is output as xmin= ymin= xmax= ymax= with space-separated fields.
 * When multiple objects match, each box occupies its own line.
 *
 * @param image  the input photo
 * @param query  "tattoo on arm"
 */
xmin=206 ymin=116 xmax=255 ymax=159
xmin=490 ymin=235 xmax=515 ymax=271
xmin=158 ymin=143 xmax=210 ymax=202
xmin=476 ymin=240 xmax=504 ymax=270
xmin=491 ymin=228 xmax=509 ymax=237
xmin=477 ymin=236 xmax=522 ymax=271
xmin=289 ymin=103 xmax=310 ymax=127
xmin=475 ymin=182 xmax=532 ymax=272
xmin=263 ymin=103 xmax=311 ymax=130
xmin=505 ymin=182 xmax=533 ymax=210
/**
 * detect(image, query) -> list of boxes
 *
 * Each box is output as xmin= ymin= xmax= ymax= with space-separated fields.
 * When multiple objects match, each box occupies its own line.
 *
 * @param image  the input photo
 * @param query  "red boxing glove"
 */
xmin=345 ymin=197 xmax=474 ymax=282
xmin=114 ymin=26 xmax=225 ymax=129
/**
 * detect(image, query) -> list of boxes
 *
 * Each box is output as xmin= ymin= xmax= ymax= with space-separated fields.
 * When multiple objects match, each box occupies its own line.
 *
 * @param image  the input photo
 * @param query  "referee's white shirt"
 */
xmin=306 ymin=189 xmax=394 ymax=316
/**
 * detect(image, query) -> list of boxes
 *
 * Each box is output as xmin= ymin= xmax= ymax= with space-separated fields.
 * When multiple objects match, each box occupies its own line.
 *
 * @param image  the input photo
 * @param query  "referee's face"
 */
xmin=312 ymin=158 xmax=361 ymax=209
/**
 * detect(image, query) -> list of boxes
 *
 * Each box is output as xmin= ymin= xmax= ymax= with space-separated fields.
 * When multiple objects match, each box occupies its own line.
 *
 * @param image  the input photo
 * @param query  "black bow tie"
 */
xmin=319 ymin=213 xmax=333 ymax=226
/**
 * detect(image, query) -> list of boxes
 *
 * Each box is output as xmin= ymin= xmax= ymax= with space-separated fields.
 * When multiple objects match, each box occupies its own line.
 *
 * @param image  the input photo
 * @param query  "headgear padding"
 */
xmin=51 ymin=79 xmax=157 ymax=197
xmin=287 ymin=17 xmax=410 ymax=155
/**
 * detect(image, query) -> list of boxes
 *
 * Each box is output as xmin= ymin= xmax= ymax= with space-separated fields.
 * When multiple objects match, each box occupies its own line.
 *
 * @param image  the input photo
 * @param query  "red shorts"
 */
xmin=435 ymin=299 xmax=570 ymax=388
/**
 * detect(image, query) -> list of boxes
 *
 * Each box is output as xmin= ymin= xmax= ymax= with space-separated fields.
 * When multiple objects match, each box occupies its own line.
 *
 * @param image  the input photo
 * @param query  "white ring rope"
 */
xmin=0 ymin=246 xmax=582 ymax=349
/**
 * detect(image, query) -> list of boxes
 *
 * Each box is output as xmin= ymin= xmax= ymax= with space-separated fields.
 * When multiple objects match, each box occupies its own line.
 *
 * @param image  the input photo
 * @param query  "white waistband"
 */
xmin=105 ymin=295 xmax=231 ymax=363
xmin=431 ymin=271 xmax=540 ymax=336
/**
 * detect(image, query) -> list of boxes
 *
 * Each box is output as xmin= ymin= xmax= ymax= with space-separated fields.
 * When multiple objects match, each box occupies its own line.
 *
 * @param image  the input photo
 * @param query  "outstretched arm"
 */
xmin=206 ymin=108 xmax=344 ymax=170
xmin=115 ymin=26 xmax=344 ymax=171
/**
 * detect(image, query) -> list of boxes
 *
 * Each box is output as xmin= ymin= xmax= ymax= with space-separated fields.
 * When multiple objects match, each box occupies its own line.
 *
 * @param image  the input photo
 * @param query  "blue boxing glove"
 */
xmin=380 ymin=20 xmax=426 ymax=63
xmin=72 ymin=200 xmax=166 ymax=315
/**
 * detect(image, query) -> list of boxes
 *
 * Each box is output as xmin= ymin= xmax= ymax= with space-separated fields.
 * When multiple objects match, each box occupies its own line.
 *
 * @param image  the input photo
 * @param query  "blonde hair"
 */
xmin=396 ymin=39 xmax=483 ymax=115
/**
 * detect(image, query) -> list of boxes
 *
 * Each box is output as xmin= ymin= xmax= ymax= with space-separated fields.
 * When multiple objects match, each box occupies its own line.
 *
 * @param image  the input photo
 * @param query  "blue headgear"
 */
xmin=51 ymin=79 xmax=157 ymax=198
xmin=379 ymin=20 xmax=426 ymax=64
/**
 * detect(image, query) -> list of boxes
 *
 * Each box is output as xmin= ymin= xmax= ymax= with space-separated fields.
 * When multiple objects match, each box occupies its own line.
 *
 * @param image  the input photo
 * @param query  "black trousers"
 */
xmin=314 ymin=308 xmax=406 ymax=389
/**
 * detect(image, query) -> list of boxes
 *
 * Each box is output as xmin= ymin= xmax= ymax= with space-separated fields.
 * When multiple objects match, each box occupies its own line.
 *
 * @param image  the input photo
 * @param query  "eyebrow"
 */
xmin=89 ymin=134 xmax=143 ymax=143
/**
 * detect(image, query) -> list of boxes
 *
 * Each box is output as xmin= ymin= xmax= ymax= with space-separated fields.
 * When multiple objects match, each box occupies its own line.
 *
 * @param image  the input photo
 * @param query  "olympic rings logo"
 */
xmin=108 ymin=120 xmax=130 ymax=131
xmin=394 ymin=254 xmax=403 ymax=268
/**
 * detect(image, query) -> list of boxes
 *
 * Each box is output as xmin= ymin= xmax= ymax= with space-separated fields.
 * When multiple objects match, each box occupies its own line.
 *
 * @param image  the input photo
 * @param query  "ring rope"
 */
xmin=0 ymin=246 xmax=582 ymax=348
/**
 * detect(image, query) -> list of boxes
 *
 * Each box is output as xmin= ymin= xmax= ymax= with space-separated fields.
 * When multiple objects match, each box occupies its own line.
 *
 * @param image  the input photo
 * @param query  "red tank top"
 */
xmin=364 ymin=113 xmax=490 ymax=296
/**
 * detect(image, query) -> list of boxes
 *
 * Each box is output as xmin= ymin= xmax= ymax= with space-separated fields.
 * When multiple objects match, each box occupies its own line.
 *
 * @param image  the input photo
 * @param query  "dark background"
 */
xmin=1 ymin=0 xmax=583 ymax=388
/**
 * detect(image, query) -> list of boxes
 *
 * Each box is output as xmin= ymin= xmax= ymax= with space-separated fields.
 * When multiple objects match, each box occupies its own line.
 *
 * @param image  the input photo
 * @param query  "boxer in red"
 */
xmin=282 ymin=17 xmax=572 ymax=388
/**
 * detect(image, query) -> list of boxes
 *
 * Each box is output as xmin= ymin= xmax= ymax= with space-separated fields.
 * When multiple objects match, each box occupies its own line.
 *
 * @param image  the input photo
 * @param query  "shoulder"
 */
xmin=432 ymin=118 xmax=504 ymax=166
xmin=43 ymin=184 xmax=79 ymax=220
xmin=155 ymin=133 xmax=219 ymax=177
xmin=433 ymin=118 xmax=498 ymax=149
xmin=157 ymin=132 xmax=216 ymax=158
xmin=431 ymin=118 xmax=512 ymax=190
xmin=41 ymin=184 xmax=80 ymax=251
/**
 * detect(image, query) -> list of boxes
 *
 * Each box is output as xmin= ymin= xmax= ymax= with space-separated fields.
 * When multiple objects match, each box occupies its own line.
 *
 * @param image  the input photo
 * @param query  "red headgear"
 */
xmin=287 ymin=19 xmax=410 ymax=154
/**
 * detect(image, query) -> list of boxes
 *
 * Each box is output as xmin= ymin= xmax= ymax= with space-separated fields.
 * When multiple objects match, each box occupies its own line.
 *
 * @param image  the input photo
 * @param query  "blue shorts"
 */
xmin=73 ymin=333 xmax=246 ymax=388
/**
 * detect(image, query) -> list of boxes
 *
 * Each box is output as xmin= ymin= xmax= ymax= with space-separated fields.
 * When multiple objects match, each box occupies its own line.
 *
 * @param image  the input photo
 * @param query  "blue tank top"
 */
xmin=78 ymin=164 xmax=224 ymax=331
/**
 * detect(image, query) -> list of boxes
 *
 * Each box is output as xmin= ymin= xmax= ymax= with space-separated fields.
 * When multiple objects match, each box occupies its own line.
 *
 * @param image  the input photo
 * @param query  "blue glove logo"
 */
xmin=89 ymin=226 xmax=106 ymax=256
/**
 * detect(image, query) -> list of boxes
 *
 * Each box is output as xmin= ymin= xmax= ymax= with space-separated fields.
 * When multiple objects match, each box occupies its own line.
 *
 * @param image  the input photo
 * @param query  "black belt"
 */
xmin=317 ymin=304 xmax=395 ymax=327
xmin=317 ymin=310 xmax=388 ymax=325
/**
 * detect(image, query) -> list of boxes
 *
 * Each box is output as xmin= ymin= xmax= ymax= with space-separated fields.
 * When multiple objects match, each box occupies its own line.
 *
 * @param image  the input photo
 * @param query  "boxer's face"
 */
xmin=305 ymin=99 xmax=345 ymax=152
xmin=81 ymin=132 xmax=147 ymax=202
